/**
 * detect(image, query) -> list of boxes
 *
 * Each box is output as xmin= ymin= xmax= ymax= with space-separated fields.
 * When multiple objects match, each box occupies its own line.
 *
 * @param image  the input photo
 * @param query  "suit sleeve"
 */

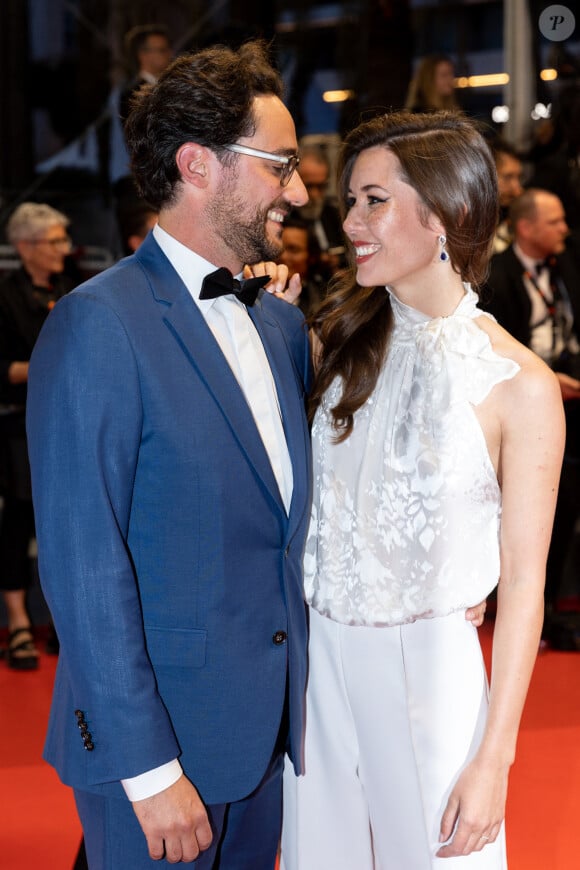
xmin=26 ymin=291 xmax=180 ymax=784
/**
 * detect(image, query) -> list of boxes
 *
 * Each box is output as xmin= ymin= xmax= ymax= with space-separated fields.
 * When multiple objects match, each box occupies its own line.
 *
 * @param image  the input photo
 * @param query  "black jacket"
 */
xmin=480 ymin=245 xmax=580 ymax=351
xmin=0 ymin=267 xmax=74 ymax=406
xmin=481 ymin=244 xmax=580 ymax=456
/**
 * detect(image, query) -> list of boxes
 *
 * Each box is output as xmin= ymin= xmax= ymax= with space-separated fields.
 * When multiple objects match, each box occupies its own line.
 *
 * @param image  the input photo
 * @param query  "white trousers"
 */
xmin=281 ymin=607 xmax=507 ymax=870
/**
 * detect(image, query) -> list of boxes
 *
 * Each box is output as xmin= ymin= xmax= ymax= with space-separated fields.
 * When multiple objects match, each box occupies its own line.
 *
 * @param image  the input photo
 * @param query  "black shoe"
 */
xmin=6 ymin=627 xmax=40 ymax=670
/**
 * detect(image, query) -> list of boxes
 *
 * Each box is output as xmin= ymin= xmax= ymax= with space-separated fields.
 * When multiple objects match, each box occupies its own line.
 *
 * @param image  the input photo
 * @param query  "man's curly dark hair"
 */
xmin=125 ymin=40 xmax=283 ymax=210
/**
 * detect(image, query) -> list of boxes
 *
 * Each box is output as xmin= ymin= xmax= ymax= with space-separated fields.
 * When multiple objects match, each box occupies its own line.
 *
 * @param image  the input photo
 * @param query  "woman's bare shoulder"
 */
xmin=475 ymin=314 xmax=562 ymax=405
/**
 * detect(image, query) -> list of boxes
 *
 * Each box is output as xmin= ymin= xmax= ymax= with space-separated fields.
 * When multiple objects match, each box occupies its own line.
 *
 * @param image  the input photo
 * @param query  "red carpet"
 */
xmin=0 ymin=631 xmax=81 ymax=869
xmin=1 ymin=620 xmax=579 ymax=869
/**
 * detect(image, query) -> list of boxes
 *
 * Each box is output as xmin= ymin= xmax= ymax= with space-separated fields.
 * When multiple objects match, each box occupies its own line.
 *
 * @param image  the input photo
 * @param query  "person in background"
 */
xmin=116 ymin=200 xmax=158 ymax=255
xmin=295 ymin=144 xmax=345 ymax=273
xmin=278 ymin=213 xmax=329 ymax=316
xmin=27 ymin=40 xmax=310 ymax=869
xmin=113 ymin=25 xmax=173 ymax=250
xmin=481 ymin=188 xmax=580 ymax=636
xmin=281 ymin=111 xmax=564 ymax=869
xmin=404 ymin=53 xmax=459 ymax=113
xmin=489 ymin=138 xmax=525 ymax=253
xmin=118 ymin=24 xmax=173 ymax=124
xmin=0 ymin=203 xmax=75 ymax=668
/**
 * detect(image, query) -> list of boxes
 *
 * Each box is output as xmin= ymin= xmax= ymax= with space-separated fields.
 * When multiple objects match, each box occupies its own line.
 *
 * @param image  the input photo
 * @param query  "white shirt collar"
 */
xmin=513 ymin=242 xmax=542 ymax=276
xmin=153 ymin=223 xmax=227 ymax=312
xmin=140 ymin=70 xmax=158 ymax=85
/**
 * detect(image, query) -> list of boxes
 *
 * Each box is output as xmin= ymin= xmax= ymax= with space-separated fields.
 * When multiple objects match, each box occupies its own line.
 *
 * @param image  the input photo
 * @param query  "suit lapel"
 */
xmin=135 ymin=236 xmax=287 ymax=518
xmin=249 ymin=300 xmax=311 ymax=540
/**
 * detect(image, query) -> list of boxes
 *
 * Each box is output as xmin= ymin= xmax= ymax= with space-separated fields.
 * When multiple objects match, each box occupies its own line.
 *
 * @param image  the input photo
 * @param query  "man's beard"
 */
xmin=207 ymin=173 xmax=285 ymax=265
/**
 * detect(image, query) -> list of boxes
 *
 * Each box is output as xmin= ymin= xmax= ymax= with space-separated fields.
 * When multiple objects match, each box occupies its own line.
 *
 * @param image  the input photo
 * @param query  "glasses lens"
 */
xmin=50 ymin=237 xmax=72 ymax=250
xmin=281 ymin=156 xmax=299 ymax=187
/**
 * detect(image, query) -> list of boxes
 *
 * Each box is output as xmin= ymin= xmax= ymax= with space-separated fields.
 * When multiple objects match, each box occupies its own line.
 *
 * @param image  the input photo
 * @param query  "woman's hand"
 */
xmin=243 ymin=262 xmax=302 ymax=305
xmin=436 ymin=757 xmax=508 ymax=858
xmin=465 ymin=600 xmax=486 ymax=627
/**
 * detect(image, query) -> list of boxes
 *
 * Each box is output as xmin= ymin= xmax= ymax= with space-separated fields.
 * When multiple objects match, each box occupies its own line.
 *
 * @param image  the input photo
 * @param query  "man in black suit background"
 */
xmin=118 ymin=24 xmax=173 ymax=124
xmin=295 ymin=145 xmax=345 ymax=273
xmin=482 ymin=187 xmax=580 ymax=634
xmin=113 ymin=25 xmax=173 ymax=241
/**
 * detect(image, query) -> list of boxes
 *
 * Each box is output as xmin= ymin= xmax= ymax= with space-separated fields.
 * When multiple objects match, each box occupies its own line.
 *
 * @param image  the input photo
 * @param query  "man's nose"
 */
xmin=287 ymin=171 xmax=308 ymax=207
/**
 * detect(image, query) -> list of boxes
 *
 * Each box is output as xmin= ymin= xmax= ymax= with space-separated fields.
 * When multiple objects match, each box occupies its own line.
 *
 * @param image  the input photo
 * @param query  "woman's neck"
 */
xmin=389 ymin=271 xmax=466 ymax=319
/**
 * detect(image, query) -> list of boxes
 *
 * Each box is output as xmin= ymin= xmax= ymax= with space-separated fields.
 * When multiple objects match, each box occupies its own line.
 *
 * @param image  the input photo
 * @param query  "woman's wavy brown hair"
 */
xmin=308 ymin=110 xmax=498 ymax=441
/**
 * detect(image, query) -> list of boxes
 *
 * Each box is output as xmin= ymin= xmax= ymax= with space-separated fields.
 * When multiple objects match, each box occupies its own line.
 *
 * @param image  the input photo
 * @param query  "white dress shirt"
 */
xmin=122 ymin=224 xmax=292 ymax=801
xmin=513 ymin=243 xmax=576 ymax=363
xmin=513 ymin=243 xmax=555 ymax=361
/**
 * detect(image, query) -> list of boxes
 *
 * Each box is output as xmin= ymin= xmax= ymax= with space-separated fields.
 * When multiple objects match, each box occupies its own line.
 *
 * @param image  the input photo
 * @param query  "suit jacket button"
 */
xmin=273 ymin=631 xmax=287 ymax=645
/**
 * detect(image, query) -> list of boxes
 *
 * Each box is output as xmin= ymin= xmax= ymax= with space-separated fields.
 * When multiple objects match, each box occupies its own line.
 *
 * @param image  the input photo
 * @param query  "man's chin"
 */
xmin=262 ymin=232 xmax=283 ymax=262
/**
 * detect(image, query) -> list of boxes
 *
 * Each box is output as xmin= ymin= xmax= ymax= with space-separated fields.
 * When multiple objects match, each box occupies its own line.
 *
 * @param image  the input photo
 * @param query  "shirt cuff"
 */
xmin=121 ymin=759 xmax=183 ymax=801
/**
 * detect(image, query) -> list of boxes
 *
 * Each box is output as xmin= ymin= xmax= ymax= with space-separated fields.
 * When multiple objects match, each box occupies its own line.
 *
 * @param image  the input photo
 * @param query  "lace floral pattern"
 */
xmin=304 ymin=286 xmax=520 ymax=626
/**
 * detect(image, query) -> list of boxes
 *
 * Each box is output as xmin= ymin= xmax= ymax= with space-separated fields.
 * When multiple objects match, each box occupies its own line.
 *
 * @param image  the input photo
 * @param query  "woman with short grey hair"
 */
xmin=0 ymin=201 xmax=75 ymax=668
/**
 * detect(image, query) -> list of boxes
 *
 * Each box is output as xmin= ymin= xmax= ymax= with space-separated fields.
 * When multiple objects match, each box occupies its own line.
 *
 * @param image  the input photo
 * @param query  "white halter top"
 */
xmin=304 ymin=286 xmax=520 ymax=626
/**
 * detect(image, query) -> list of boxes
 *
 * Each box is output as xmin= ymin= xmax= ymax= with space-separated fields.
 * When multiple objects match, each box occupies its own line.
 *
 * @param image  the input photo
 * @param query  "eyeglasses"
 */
xmin=25 ymin=236 xmax=72 ymax=250
xmin=224 ymin=144 xmax=300 ymax=188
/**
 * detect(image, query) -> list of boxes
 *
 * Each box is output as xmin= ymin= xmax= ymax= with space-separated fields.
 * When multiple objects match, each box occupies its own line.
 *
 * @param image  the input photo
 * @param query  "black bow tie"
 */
xmin=535 ymin=256 xmax=556 ymax=278
xmin=199 ymin=268 xmax=270 ymax=307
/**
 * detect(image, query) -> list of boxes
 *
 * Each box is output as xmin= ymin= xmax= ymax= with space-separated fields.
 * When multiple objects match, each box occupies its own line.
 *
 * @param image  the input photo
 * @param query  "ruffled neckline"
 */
xmin=385 ymin=283 xmax=520 ymax=407
xmin=387 ymin=283 xmax=480 ymax=327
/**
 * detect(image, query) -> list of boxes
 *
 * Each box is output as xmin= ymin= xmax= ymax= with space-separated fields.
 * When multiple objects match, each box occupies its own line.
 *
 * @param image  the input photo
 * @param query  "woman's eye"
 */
xmin=345 ymin=196 xmax=355 ymax=210
xmin=368 ymin=195 xmax=385 ymax=205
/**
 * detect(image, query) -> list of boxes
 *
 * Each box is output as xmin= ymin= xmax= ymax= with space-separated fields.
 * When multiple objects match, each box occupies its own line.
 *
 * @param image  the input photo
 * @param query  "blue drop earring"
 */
xmin=439 ymin=234 xmax=449 ymax=262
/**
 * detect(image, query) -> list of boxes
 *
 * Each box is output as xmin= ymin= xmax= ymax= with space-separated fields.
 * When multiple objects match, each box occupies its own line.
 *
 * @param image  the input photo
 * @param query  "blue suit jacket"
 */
xmin=26 ymin=233 xmax=312 ymax=805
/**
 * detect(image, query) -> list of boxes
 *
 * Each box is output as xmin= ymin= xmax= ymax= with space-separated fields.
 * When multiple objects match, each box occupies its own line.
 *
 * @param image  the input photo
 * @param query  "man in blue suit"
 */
xmin=26 ymin=41 xmax=311 ymax=869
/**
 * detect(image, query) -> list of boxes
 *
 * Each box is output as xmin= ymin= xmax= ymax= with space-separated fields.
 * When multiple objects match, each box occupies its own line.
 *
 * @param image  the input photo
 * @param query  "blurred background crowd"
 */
xmin=1 ymin=0 xmax=580 ymax=663
xmin=1 ymin=0 xmax=579 ymax=255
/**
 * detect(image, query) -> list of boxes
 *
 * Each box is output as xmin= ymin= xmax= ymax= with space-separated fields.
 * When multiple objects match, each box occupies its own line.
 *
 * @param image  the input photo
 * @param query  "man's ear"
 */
xmin=515 ymin=217 xmax=532 ymax=243
xmin=14 ymin=240 xmax=30 ymax=261
xmin=176 ymin=143 xmax=210 ymax=187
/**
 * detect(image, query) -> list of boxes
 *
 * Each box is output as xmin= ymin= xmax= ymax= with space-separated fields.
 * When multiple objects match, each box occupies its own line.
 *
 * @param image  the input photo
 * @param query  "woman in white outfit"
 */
xmin=281 ymin=112 xmax=565 ymax=868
